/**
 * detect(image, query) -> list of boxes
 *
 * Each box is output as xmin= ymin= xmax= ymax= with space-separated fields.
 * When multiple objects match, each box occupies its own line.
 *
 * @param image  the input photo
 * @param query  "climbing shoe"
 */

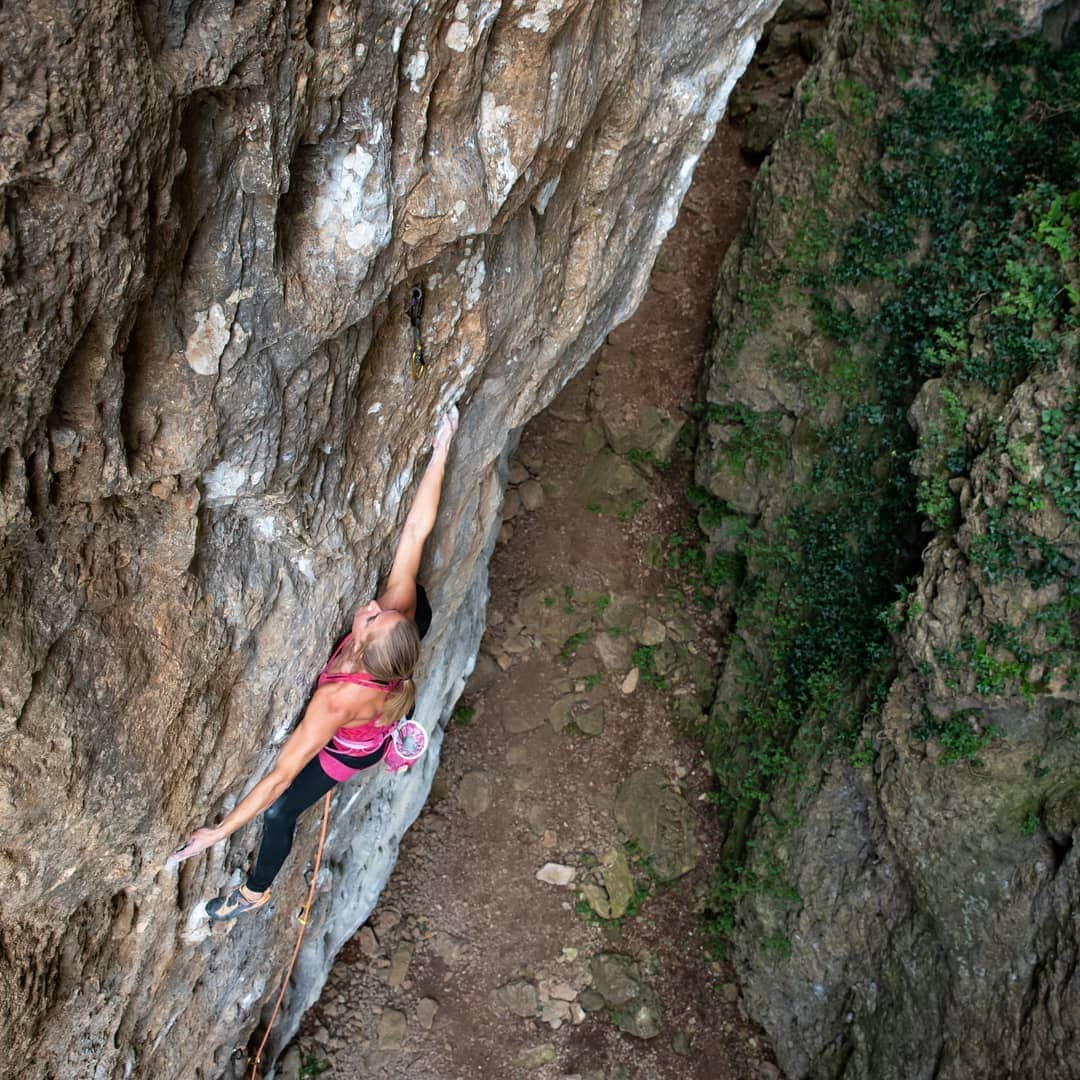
xmin=205 ymin=885 xmax=270 ymax=922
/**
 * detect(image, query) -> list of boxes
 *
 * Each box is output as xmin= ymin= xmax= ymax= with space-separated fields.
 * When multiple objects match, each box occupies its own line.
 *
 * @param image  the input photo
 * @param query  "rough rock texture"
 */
xmin=694 ymin=1 xmax=1078 ymax=1078
xmin=614 ymin=766 xmax=702 ymax=880
xmin=0 ymin=0 xmax=781 ymax=1075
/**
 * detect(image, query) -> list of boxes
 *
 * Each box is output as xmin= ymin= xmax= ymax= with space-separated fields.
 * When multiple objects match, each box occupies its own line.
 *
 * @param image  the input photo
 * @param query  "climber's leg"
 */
xmin=205 ymin=756 xmax=339 ymax=920
xmin=245 ymin=755 xmax=340 ymax=894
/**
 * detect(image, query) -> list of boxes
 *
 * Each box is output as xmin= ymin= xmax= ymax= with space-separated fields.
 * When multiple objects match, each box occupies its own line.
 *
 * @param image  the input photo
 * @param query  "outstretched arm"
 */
xmin=169 ymin=690 xmax=352 ymax=864
xmin=379 ymin=406 xmax=458 ymax=616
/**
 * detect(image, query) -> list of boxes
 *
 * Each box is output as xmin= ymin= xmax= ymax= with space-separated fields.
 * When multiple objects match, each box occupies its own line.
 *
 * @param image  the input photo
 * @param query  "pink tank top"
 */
xmin=316 ymin=633 xmax=411 ymax=780
xmin=317 ymin=632 xmax=402 ymax=693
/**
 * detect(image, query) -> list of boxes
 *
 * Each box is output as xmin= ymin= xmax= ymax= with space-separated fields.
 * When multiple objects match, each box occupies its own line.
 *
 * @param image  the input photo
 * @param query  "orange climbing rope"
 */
xmin=248 ymin=790 xmax=333 ymax=1080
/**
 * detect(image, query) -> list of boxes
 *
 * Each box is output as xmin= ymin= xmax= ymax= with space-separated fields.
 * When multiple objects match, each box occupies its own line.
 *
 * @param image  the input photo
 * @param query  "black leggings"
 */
xmin=246 ymin=586 xmax=433 ymax=892
xmin=246 ymin=747 xmax=384 ymax=892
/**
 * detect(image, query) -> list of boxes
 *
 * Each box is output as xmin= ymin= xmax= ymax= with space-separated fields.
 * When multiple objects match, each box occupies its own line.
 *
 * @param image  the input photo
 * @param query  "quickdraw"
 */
xmin=408 ymin=285 xmax=425 ymax=381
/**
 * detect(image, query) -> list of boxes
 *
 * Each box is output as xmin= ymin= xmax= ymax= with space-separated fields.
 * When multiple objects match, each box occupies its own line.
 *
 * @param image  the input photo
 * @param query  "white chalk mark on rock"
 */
xmin=185 ymin=304 xmax=230 ymax=376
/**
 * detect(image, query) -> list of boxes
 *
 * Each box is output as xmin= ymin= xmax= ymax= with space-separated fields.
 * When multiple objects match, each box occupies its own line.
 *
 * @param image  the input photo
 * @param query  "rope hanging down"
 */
xmin=408 ymin=285 xmax=425 ymax=381
xmin=248 ymin=790 xmax=333 ymax=1080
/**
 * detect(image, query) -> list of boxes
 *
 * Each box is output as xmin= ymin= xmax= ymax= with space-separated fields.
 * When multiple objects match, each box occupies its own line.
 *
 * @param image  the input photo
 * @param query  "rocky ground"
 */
xmin=280 ymin=17 xmax=822 ymax=1080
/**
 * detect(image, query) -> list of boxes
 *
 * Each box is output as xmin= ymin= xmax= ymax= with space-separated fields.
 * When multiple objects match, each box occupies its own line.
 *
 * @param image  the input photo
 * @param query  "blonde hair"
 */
xmin=362 ymin=616 xmax=420 ymax=725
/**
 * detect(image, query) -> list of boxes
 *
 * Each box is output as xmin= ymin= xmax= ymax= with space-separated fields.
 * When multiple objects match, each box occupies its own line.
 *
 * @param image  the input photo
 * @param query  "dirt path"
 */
xmin=285 ymin=40 xmax=808 ymax=1075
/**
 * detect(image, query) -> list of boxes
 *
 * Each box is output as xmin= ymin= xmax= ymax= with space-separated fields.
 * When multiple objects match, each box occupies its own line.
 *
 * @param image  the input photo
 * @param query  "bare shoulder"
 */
xmin=313 ymin=682 xmax=383 ymax=726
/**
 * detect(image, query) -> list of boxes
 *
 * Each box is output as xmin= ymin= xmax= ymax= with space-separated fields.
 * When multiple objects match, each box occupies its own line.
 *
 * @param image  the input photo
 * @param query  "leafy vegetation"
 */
xmin=912 ymin=708 xmax=999 ymax=766
xmin=572 ymin=843 xmax=671 ymax=931
xmin=560 ymin=630 xmax=591 ymax=662
xmin=627 ymin=446 xmax=672 ymax=472
xmin=702 ymin=403 xmax=787 ymax=478
xmin=697 ymin=15 xmax=1079 ymax=955
xmin=452 ymin=703 xmax=476 ymax=727
xmin=630 ymin=645 xmax=669 ymax=690
xmin=761 ymin=933 xmax=794 ymax=959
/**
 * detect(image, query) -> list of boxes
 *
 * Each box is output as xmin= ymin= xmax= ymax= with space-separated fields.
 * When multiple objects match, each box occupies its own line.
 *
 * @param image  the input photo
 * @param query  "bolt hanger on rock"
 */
xmin=409 ymin=284 xmax=425 ymax=381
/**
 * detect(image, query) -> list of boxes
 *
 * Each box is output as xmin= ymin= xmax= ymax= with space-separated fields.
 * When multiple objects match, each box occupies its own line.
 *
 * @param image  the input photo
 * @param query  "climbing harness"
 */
xmin=408 ymin=284 xmax=425 ymax=381
xmin=247 ymin=790 xmax=333 ymax=1080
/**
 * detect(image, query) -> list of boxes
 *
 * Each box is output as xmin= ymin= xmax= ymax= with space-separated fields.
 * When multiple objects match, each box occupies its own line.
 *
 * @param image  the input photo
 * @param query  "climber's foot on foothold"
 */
xmin=206 ymin=884 xmax=270 ymax=922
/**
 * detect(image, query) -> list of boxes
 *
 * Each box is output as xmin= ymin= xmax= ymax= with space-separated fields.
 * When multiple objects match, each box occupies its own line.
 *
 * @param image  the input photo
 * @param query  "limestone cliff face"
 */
xmin=0 ymin=1 xmax=779 ymax=1075
xmin=695 ymin=1 xmax=1078 ymax=1077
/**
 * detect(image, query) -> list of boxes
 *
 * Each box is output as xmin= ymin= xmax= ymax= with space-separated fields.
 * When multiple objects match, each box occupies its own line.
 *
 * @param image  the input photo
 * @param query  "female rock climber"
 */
xmin=170 ymin=406 xmax=459 ymax=920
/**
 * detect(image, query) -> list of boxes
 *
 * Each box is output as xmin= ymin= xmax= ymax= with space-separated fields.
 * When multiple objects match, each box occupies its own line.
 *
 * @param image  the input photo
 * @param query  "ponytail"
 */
xmin=381 ymin=676 xmax=416 ymax=726
xmin=363 ymin=617 xmax=421 ymax=725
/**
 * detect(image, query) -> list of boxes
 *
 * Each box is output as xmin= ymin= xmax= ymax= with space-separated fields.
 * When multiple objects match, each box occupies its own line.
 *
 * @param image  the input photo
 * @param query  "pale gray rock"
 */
xmin=537 ymin=863 xmax=577 ymax=887
xmin=540 ymin=998 xmax=571 ymax=1029
xmin=502 ymin=488 xmax=523 ymax=521
xmin=504 ymin=702 xmax=548 ymax=735
xmin=594 ymin=632 xmax=633 ymax=672
xmin=599 ymin=403 xmax=682 ymax=462
xmin=374 ymin=908 xmax=402 ymax=933
xmin=588 ymin=954 xmax=641 ymax=1007
xmin=505 ymin=744 xmax=530 ymax=766
xmin=518 ymin=479 xmax=546 ymax=512
xmin=277 ymin=1045 xmax=303 ymax=1080
xmin=548 ymin=694 xmax=579 ymax=732
xmin=546 ymin=981 xmax=578 ymax=1002
xmin=575 ymin=707 xmax=605 ymax=736
xmin=581 ymin=883 xmax=611 ymax=919
xmin=581 ymin=450 xmax=651 ymax=516
xmin=613 ymin=985 xmax=663 ymax=1040
xmin=387 ymin=944 xmax=413 ymax=990
xmin=587 ymin=953 xmax=663 ymax=1039
xmin=377 ymin=1009 xmax=407 ymax=1050
xmin=498 ymin=978 xmax=540 ymax=1019
xmin=518 ymin=588 xmax=588 ymax=653
xmin=358 ymin=926 xmax=380 ymax=957
xmin=415 ymin=997 xmax=439 ymax=1030
xmin=600 ymin=594 xmax=645 ymax=634
xmin=603 ymin=849 xmax=635 ymax=920
xmin=429 ymin=932 xmax=468 ymax=966
xmin=457 ymin=771 xmax=493 ymax=818
xmin=513 ymin=1043 xmax=558 ymax=1070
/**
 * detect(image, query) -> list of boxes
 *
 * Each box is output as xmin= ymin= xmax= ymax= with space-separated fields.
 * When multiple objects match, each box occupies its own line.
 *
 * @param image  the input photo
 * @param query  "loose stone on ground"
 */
xmin=415 ymin=998 xmax=439 ymax=1030
xmin=615 ymin=767 xmax=702 ymax=879
xmin=456 ymin=771 xmax=492 ymax=818
xmin=377 ymin=1009 xmax=407 ymax=1050
xmin=513 ymin=1043 xmax=558 ymax=1070
xmin=537 ymin=863 xmax=576 ymax=886
xmin=498 ymin=978 xmax=540 ymax=1018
